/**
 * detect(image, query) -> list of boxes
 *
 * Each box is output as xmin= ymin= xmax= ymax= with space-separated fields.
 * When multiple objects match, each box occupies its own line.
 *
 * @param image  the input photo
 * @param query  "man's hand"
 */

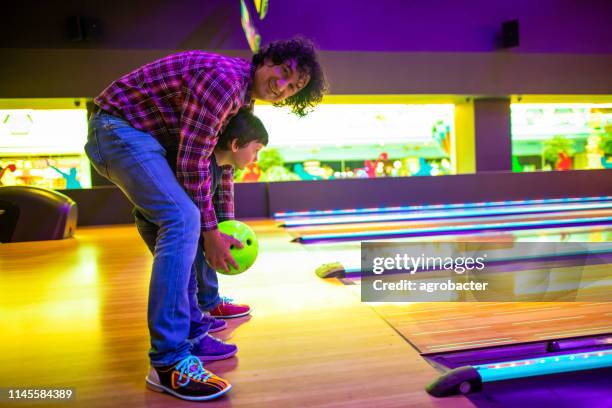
xmin=203 ymin=229 xmax=244 ymax=273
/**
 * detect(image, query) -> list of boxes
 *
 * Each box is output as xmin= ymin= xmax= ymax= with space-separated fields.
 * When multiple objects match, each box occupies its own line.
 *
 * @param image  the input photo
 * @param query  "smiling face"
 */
xmin=252 ymin=59 xmax=311 ymax=103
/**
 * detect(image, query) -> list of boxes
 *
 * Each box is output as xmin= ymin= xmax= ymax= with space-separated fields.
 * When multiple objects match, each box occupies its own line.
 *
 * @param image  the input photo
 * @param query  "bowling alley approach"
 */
xmin=1 ymin=2 xmax=612 ymax=407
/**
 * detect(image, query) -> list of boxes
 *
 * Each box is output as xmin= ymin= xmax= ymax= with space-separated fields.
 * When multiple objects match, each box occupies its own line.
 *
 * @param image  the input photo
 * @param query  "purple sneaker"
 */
xmin=192 ymin=335 xmax=237 ymax=361
xmin=208 ymin=318 xmax=227 ymax=333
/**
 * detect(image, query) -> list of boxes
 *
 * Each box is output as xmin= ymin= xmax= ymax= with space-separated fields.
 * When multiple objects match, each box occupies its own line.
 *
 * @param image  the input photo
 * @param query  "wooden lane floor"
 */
xmin=337 ymin=263 xmax=612 ymax=353
xmin=369 ymin=301 xmax=612 ymax=354
xmin=283 ymin=209 xmax=612 ymax=238
xmin=306 ymin=225 xmax=612 ymax=356
xmin=0 ymin=221 xmax=472 ymax=408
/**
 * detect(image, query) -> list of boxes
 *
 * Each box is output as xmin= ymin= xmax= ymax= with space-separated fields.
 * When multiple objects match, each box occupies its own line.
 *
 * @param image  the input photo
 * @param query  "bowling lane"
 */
xmin=295 ymin=219 xmax=612 ymax=355
xmin=374 ymin=301 xmax=612 ymax=354
xmin=278 ymin=197 xmax=612 ymax=245
xmin=275 ymin=196 xmax=612 ymax=222
xmin=280 ymin=198 xmax=612 ymax=228
xmin=285 ymin=208 xmax=612 ymax=239
xmin=301 ymin=225 xmax=612 ymax=277
xmin=296 ymin=215 xmax=612 ymax=244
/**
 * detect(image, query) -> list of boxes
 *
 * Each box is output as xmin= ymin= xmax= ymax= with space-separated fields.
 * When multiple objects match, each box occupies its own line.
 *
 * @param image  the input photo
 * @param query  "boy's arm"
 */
xmin=214 ymin=167 xmax=235 ymax=222
xmin=210 ymin=167 xmax=240 ymax=273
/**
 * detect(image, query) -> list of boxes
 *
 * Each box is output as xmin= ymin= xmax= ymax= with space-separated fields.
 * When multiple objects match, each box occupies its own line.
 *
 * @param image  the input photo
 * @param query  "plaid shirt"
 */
xmin=94 ymin=51 xmax=254 ymax=232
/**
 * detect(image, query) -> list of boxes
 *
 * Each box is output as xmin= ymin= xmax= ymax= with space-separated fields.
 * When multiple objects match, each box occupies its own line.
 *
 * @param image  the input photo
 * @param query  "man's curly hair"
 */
xmin=252 ymin=36 xmax=328 ymax=117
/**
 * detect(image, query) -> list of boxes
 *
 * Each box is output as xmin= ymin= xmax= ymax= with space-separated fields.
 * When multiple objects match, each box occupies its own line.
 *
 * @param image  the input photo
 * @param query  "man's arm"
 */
xmin=177 ymin=69 xmax=240 ymax=232
xmin=178 ymin=69 xmax=243 ymax=271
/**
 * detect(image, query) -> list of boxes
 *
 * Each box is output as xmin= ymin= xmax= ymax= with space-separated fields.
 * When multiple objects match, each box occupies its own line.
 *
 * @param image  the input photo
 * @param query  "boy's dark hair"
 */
xmin=217 ymin=109 xmax=268 ymax=150
xmin=252 ymin=36 xmax=328 ymax=117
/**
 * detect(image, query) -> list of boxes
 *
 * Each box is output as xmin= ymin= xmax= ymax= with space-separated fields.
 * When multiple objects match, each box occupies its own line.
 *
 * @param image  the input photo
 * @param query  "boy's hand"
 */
xmin=203 ymin=229 xmax=243 ymax=273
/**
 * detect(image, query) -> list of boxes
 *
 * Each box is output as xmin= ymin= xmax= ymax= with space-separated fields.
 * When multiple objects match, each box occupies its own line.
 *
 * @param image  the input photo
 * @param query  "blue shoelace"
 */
xmin=175 ymin=356 xmax=211 ymax=387
xmin=220 ymin=296 xmax=234 ymax=304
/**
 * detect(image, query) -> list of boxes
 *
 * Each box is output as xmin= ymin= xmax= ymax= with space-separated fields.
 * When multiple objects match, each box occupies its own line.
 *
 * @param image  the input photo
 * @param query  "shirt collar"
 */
xmin=242 ymin=62 xmax=256 ymax=110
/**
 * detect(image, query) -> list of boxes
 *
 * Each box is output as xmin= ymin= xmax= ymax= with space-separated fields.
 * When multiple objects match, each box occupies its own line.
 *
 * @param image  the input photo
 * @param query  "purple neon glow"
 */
xmin=282 ymin=201 xmax=612 ymax=227
xmin=297 ymin=216 xmax=612 ymax=244
xmin=275 ymin=196 xmax=612 ymax=220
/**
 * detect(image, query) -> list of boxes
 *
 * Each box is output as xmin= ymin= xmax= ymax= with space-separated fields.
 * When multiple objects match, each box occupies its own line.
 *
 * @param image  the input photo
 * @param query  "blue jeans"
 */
xmin=84 ymin=112 xmax=218 ymax=366
xmin=133 ymin=209 xmax=222 ymax=312
xmin=132 ymin=210 xmax=219 ymax=340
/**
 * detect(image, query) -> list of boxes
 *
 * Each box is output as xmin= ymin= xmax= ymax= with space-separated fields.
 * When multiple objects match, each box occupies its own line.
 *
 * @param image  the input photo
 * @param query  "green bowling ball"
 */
xmin=217 ymin=220 xmax=259 ymax=275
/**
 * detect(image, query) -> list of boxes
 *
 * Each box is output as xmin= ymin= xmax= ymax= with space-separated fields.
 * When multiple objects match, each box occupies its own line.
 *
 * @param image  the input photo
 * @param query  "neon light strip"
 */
xmin=475 ymin=349 xmax=612 ymax=382
xmin=283 ymin=202 xmax=612 ymax=227
xmin=275 ymin=196 xmax=612 ymax=219
xmin=297 ymin=216 xmax=612 ymax=244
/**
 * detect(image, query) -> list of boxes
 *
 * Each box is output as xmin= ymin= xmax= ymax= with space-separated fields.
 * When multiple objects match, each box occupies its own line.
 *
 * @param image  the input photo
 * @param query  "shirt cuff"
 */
xmin=201 ymin=208 xmax=218 ymax=232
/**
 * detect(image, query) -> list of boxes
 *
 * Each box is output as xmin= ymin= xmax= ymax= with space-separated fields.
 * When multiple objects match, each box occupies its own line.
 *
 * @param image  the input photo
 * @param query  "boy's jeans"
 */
xmin=85 ymin=112 xmax=219 ymax=366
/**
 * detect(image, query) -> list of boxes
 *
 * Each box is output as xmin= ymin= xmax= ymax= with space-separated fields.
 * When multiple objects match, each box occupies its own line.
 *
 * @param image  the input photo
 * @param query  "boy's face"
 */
xmin=230 ymin=140 xmax=265 ymax=170
xmin=252 ymin=59 xmax=310 ymax=103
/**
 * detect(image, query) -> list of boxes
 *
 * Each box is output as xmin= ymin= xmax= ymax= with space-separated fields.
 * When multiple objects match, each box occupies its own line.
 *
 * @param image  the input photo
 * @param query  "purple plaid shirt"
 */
xmin=94 ymin=51 xmax=254 ymax=232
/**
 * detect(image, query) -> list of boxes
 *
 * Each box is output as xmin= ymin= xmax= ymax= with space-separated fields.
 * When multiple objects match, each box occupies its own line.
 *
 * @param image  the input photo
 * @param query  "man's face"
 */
xmin=252 ymin=59 xmax=310 ymax=103
xmin=230 ymin=140 xmax=265 ymax=170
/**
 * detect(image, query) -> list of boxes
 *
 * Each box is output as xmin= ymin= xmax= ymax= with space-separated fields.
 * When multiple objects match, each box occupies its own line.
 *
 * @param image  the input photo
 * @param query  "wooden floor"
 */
xmin=371 ymin=302 xmax=612 ymax=354
xmin=0 ymin=221 xmax=472 ymax=408
xmin=326 ymin=232 xmax=612 ymax=354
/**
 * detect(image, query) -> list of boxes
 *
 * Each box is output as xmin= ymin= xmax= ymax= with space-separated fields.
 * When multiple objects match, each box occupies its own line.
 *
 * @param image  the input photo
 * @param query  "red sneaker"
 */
xmin=209 ymin=297 xmax=251 ymax=319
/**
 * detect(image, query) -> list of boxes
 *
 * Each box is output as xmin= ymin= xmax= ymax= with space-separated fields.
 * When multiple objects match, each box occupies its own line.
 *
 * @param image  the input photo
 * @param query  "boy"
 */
xmin=85 ymin=37 xmax=326 ymax=401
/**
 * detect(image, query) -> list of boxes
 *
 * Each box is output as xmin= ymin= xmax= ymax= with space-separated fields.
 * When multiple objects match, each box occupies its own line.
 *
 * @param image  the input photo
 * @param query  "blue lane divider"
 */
xmin=283 ymin=201 xmax=612 ymax=227
xmin=426 ymin=348 xmax=612 ymax=397
xmin=275 ymin=196 xmax=612 ymax=220
xmin=296 ymin=216 xmax=612 ymax=244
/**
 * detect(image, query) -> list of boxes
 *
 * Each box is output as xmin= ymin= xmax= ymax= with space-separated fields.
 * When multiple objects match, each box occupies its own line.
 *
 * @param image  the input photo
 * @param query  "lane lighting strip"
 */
xmin=282 ymin=201 xmax=612 ymax=227
xmin=275 ymin=196 xmax=612 ymax=220
xmin=427 ymin=348 xmax=612 ymax=397
xmin=296 ymin=216 xmax=612 ymax=244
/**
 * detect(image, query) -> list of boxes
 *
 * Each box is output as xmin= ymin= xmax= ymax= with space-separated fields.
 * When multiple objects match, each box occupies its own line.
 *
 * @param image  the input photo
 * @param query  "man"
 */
xmin=85 ymin=37 xmax=327 ymax=401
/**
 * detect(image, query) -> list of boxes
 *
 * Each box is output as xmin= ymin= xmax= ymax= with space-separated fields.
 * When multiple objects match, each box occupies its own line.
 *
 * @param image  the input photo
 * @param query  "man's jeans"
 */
xmin=84 ymin=112 xmax=219 ymax=366
xmin=133 ymin=211 xmax=222 ymax=312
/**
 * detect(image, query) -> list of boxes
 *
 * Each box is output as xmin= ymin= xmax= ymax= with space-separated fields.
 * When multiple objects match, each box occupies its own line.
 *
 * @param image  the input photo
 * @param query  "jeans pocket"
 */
xmin=101 ymin=115 xmax=167 ymax=162
xmin=102 ymin=116 xmax=132 ymax=132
